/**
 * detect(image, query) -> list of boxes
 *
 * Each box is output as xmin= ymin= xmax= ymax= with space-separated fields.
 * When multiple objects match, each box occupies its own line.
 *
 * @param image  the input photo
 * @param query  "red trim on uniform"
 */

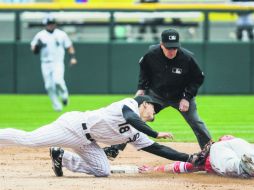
xmin=184 ymin=162 xmax=194 ymax=172
xmin=173 ymin=161 xmax=181 ymax=173
xmin=204 ymin=156 xmax=214 ymax=173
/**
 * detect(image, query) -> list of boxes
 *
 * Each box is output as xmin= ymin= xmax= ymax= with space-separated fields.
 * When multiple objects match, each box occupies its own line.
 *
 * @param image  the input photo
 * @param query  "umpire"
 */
xmin=135 ymin=28 xmax=211 ymax=148
xmin=104 ymin=28 xmax=211 ymax=160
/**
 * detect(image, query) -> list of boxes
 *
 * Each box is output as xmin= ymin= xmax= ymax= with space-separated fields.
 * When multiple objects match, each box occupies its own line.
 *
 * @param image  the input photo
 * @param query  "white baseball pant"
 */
xmin=0 ymin=112 xmax=110 ymax=177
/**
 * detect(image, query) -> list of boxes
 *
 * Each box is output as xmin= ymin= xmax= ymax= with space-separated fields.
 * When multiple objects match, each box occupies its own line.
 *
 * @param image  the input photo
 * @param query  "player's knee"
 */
xmin=94 ymin=166 xmax=110 ymax=177
xmin=45 ymin=83 xmax=54 ymax=91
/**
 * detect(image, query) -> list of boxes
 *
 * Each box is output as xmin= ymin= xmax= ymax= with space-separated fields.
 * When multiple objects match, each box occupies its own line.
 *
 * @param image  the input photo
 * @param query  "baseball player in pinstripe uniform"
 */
xmin=139 ymin=135 xmax=254 ymax=178
xmin=0 ymin=95 xmax=198 ymax=177
xmin=31 ymin=14 xmax=77 ymax=112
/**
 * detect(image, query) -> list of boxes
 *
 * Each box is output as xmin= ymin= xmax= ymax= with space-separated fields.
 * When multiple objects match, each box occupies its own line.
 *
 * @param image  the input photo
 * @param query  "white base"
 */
xmin=110 ymin=165 xmax=139 ymax=174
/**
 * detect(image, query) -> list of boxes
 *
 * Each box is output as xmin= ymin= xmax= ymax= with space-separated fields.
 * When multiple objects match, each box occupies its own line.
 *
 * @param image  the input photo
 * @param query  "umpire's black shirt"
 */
xmin=138 ymin=44 xmax=204 ymax=101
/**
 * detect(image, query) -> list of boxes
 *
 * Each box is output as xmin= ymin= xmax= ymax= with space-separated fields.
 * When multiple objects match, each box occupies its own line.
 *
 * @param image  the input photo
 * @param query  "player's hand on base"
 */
xmin=179 ymin=99 xmax=189 ymax=112
xmin=156 ymin=132 xmax=174 ymax=140
xmin=138 ymin=165 xmax=154 ymax=173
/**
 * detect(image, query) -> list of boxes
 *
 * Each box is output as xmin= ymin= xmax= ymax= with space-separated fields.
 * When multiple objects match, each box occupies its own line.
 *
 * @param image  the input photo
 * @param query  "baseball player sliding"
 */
xmin=139 ymin=135 xmax=254 ymax=178
xmin=31 ymin=14 xmax=77 ymax=112
xmin=0 ymin=95 xmax=199 ymax=177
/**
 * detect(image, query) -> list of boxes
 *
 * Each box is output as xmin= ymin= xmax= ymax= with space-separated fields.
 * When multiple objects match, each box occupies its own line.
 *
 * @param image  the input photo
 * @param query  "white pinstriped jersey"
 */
xmin=57 ymin=98 xmax=154 ymax=150
xmin=0 ymin=98 xmax=156 ymax=177
xmin=31 ymin=28 xmax=72 ymax=63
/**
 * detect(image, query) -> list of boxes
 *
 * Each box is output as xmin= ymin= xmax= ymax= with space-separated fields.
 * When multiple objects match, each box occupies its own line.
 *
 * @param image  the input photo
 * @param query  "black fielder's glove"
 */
xmin=33 ymin=39 xmax=45 ymax=54
xmin=103 ymin=146 xmax=119 ymax=161
xmin=188 ymin=140 xmax=214 ymax=167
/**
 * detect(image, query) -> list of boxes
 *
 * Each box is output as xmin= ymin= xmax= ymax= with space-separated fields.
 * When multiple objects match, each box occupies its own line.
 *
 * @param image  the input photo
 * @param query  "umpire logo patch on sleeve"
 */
xmin=172 ymin=67 xmax=182 ymax=74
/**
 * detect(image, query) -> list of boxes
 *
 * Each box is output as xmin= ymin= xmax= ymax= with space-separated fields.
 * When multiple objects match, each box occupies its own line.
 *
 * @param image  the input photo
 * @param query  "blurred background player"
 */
xmin=231 ymin=0 xmax=254 ymax=41
xmin=136 ymin=0 xmax=162 ymax=42
xmin=139 ymin=135 xmax=254 ymax=178
xmin=31 ymin=14 xmax=77 ymax=112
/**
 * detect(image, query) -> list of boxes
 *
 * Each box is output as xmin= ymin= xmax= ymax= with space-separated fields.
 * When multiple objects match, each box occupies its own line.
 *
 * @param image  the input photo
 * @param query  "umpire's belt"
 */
xmin=82 ymin=123 xmax=94 ymax=142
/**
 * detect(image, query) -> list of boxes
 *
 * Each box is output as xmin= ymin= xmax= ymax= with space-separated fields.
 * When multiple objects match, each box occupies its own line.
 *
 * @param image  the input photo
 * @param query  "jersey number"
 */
xmin=118 ymin=122 xmax=139 ymax=143
xmin=118 ymin=122 xmax=130 ymax=134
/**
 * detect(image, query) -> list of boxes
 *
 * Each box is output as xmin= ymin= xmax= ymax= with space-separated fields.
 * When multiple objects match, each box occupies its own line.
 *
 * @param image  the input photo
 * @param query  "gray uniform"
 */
xmin=147 ymin=89 xmax=211 ymax=149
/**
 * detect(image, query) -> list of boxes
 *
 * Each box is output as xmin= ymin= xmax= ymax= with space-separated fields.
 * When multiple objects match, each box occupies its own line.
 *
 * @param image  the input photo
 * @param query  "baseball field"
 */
xmin=0 ymin=94 xmax=254 ymax=190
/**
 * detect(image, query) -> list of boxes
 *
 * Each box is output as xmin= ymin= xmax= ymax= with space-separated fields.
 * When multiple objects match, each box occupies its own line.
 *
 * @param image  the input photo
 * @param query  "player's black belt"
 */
xmin=82 ymin=123 xmax=94 ymax=142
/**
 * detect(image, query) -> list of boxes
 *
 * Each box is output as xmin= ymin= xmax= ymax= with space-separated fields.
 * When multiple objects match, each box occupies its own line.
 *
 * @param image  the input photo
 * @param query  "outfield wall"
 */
xmin=0 ymin=42 xmax=253 ymax=94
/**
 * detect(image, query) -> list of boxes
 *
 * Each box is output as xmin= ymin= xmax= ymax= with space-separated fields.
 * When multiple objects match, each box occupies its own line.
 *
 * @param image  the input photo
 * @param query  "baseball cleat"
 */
xmin=240 ymin=154 xmax=254 ymax=177
xmin=50 ymin=147 xmax=64 ymax=177
xmin=62 ymin=99 xmax=68 ymax=106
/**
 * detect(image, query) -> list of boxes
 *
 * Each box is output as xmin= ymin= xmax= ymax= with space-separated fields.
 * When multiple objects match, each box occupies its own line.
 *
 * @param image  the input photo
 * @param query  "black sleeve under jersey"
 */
xmin=122 ymin=105 xmax=158 ymax=138
xmin=141 ymin=142 xmax=190 ymax=162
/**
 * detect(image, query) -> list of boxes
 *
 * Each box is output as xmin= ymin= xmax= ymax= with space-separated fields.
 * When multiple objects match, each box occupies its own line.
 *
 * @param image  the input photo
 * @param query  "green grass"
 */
xmin=0 ymin=94 xmax=254 ymax=142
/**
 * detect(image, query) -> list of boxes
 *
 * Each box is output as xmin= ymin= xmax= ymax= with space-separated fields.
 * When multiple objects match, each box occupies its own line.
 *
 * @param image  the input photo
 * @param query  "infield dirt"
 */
xmin=1 ymin=142 xmax=253 ymax=190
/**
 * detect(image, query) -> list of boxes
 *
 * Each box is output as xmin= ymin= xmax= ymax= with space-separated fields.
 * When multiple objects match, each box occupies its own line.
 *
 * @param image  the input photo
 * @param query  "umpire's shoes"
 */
xmin=50 ymin=147 xmax=64 ymax=177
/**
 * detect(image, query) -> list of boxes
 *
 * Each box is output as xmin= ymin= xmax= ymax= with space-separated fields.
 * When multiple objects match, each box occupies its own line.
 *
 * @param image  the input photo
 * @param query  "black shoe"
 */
xmin=49 ymin=147 xmax=64 ymax=177
xmin=62 ymin=99 xmax=68 ymax=106
xmin=103 ymin=146 xmax=119 ymax=161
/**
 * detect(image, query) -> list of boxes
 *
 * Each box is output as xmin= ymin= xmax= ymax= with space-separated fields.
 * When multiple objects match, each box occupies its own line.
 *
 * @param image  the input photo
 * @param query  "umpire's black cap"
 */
xmin=134 ymin=95 xmax=162 ymax=113
xmin=161 ymin=28 xmax=180 ymax=49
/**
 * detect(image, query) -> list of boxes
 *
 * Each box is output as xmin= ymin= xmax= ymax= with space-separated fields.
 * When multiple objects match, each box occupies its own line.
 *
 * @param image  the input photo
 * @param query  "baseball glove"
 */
xmin=33 ymin=39 xmax=45 ymax=54
xmin=191 ymin=140 xmax=214 ymax=167
xmin=103 ymin=146 xmax=119 ymax=161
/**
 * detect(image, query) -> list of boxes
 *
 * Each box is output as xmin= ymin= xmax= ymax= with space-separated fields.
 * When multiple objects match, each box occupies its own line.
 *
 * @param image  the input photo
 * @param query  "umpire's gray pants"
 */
xmin=147 ymin=90 xmax=211 ymax=149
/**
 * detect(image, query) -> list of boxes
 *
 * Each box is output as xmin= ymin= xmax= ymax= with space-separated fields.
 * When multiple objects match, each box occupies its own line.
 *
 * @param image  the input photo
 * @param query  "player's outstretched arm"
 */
xmin=141 ymin=142 xmax=190 ymax=162
xmin=156 ymin=132 xmax=174 ymax=139
xmin=139 ymin=161 xmax=198 ymax=174
xmin=138 ymin=164 xmax=173 ymax=173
